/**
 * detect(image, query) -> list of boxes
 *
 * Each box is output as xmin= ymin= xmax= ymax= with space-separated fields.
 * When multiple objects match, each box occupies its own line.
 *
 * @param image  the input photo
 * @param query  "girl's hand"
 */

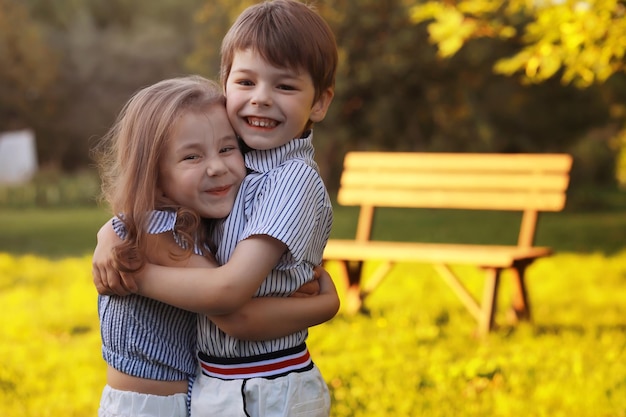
xmin=290 ymin=265 xmax=329 ymax=298
xmin=316 ymin=266 xmax=338 ymax=298
xmin=92 ymin=221 xmax=137 ymax=296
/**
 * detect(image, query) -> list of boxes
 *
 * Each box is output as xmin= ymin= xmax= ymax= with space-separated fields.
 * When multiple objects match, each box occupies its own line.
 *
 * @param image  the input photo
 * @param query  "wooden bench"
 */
xmin=323 ymin=152 xmax=573 ymax=336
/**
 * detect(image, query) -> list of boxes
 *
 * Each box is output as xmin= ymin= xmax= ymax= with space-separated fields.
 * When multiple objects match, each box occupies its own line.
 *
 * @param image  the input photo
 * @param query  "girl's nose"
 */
xmin=205 ymin=157 xmax=227 ymax=176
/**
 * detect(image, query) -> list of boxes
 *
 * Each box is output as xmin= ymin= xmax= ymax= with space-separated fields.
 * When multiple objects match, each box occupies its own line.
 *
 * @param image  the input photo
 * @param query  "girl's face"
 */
xmin=224 ymin=48 xmax=333 ymax=150
xmin=158 ymin=103 xmax=246 ymax=219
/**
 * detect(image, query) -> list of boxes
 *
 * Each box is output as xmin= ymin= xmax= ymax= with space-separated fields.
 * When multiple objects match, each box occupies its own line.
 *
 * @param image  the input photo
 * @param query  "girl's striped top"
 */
xmin=99 ymin=210 xmax=200 ymax=381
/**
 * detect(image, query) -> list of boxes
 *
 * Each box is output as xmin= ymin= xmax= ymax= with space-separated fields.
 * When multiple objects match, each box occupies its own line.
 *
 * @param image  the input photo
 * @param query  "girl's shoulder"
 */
xmin=112 ymin=210 xmax=177 ymax=239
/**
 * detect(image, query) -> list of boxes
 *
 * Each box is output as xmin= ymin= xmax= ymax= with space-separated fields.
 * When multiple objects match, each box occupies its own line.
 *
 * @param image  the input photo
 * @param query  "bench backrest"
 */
xmin=337 ymin=152 xmax=573 ymax=247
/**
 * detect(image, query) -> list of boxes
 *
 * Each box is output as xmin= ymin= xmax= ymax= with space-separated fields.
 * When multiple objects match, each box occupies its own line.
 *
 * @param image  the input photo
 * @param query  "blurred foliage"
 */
xmin=411 ymin=0 xmax=626 ymax=187
xmin=0 ymin=0 xmax=625 ymax=188
xmin=0 ymin=0 xmax=58 ymax=132
xmin=1 ymin=0 xmax=204 ymax=171
xmin=0 ymin=169 xmax=100 ymax=208
xmin=411 ymin=0 xmax=626 ymax=87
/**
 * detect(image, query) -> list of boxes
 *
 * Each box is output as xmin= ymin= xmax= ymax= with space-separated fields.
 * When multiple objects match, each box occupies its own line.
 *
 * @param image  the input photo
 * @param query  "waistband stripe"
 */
xmin=199 ymin=348 xmax=311 ymax=379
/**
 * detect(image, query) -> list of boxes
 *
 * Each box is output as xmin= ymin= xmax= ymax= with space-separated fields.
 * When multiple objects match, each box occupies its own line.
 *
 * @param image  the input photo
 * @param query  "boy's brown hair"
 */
xmin=220 ymin=0 xmax=338 ymax=102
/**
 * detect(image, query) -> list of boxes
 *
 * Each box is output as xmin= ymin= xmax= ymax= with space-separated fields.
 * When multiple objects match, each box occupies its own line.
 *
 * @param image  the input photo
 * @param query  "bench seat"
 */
xmin=324 ymin=240 xmax=552 ymax=267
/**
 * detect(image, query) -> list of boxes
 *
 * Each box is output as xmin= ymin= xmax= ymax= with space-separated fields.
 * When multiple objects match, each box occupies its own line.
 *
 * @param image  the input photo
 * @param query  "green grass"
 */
xmin=0 ymin=202 xmax=625 ymax=257
xmin=0 ymin=207 xmax=112 ymax=258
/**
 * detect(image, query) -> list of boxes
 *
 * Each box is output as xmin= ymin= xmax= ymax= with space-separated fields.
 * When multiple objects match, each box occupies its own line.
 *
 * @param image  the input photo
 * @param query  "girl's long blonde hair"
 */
xmin=94 ymin=75 xmax=225 ymax=272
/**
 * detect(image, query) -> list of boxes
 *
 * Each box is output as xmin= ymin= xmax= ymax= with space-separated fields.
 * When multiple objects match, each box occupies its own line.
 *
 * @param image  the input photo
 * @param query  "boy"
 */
xmin=94 ymin=1 xmax=338 ymax=415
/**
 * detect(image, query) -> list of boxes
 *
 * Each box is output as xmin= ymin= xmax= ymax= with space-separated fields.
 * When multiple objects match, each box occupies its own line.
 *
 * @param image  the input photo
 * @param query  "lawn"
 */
xmin=1 ymin=202 xmax=625 ymax=257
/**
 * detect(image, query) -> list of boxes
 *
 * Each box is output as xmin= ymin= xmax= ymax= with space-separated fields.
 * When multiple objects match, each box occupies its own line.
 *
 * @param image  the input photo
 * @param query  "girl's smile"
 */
xmin=159 ymin=103 xmax=246 ymax=220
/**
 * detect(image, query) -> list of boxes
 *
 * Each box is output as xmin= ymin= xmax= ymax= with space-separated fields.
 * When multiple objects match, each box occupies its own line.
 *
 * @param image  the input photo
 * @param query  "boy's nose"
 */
xmin=250 ymin=86 xmax=272 ymax=107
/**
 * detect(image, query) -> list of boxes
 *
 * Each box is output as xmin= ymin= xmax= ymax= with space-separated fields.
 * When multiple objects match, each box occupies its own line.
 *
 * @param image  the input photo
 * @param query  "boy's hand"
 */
xmin=92 ymin=221 xmax=137 ymax=295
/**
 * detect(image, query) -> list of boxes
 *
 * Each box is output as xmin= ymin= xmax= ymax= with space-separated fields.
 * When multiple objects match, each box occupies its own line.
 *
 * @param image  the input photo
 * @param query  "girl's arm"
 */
xmin=145 ymin=232 xmax=339 ymax=340
xmin=93 ymin=221 xmax=338 ymax=340
xmin=132 ymin=234 xmax=287 ymax=315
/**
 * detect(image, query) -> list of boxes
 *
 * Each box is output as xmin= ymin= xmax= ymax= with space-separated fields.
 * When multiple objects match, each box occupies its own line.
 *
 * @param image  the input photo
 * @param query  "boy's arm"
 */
xmin=210 ymin=267 xmax=340 ymax=340
xmin=137 ymin=233 xmax=338 ymax=339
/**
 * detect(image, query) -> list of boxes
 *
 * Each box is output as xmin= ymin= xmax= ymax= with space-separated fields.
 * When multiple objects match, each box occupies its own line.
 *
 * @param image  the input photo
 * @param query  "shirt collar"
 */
xmin=244 ymin=130 xmax=315 ymax=173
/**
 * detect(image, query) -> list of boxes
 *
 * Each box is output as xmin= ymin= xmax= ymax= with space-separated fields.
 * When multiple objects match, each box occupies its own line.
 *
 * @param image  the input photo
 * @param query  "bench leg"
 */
xmin=509 ymin=263 xmax=532 ymax=323
xmin=477 ymin=267 xmax=501 ymax=337
xmin=362 ymin=261 xmax=394 ymax=298
xmin=335 ymin=260 xmax=364 ymax=314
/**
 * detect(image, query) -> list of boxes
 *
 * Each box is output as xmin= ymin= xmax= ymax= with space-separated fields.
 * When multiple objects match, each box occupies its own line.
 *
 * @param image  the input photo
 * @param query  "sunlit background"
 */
xmin=1 ymin=1 xmax=626 ymax=416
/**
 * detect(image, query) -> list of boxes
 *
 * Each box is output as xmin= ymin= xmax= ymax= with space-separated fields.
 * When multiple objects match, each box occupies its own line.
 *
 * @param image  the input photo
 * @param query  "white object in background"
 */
xmin=0 ymin=129 xmax=38 ymax=184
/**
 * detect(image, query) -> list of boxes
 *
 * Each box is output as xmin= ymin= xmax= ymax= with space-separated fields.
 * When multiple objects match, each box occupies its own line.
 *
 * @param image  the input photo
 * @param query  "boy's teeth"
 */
xmin=247 ymin=117 xmax=277 ymax=128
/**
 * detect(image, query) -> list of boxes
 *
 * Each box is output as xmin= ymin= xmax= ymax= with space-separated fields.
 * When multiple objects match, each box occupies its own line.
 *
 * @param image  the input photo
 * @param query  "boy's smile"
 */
xmin=224 ymin=49 xmax=332 ymax=150
xmin=247 ymin=116 xmax=278 ymax=128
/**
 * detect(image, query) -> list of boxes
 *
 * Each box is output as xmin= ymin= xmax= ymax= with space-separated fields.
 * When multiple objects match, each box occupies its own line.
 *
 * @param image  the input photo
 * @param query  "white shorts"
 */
xmin=98 ymin=384 xmax=188 ymax=417
xmin=190 ymin=366 xmax=330 ymax=417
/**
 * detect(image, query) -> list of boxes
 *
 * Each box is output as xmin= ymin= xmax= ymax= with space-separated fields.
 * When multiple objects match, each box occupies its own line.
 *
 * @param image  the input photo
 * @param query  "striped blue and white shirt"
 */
xmin=99 ymin=211 xmax=200 ymax=381
xmin=197 ymin=132 xmax=333 ymax=357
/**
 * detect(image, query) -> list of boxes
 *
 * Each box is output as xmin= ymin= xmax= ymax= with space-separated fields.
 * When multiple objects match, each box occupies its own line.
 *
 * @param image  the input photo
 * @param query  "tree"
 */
xmin=3 ymin=0 xmax=204 ymax=170
xmin=185 ymin=0 xmax=621 ymax=189
xmin=411 ymin=0 xmax=626 ymax=186
xmin=411 ymin=0 xmax=626 ymax=87
xmin=186 ymin=0 xmax=255 ymax=78
xmin=0 ymin=0 xmax=58 ymax=131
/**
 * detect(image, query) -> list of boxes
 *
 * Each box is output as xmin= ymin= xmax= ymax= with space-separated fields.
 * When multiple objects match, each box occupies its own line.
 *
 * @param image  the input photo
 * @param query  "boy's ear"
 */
xmin=310 ymin=88 xmax=334 ymax=123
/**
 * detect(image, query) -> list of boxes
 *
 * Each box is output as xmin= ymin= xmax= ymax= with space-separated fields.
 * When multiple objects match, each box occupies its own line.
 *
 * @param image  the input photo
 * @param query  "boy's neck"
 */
xmin=297 ymin=129 xmax=311 ymax=139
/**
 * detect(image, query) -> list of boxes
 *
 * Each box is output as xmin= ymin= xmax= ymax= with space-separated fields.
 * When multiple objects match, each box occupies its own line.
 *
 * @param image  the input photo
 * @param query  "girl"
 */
xmin=93 ymin=75 xmax=339 ymax=417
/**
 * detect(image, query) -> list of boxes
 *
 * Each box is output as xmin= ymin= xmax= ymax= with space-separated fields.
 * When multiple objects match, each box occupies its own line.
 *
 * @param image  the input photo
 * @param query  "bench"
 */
xmin=322 ymin=152 xmax=573 ymax=336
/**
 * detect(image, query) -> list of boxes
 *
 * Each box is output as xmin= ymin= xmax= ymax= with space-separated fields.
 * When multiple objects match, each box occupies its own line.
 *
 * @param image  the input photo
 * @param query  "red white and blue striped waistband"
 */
xmin=197 ymin=343 xmax=313 ymax=380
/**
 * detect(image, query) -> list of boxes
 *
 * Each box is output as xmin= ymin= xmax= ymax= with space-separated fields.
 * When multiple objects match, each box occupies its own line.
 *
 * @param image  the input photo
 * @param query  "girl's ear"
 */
xmin=309 ymin=88 xmax=334 ymax=123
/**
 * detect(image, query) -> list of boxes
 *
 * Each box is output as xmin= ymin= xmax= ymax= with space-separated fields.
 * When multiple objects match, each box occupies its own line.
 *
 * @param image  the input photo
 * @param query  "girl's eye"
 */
xmin=183 ymin=155 xmax=199 ymax=161
xmin=236 ymin=80 xmax=254 ymax=86
xmin=220 ymin=146 xmax=238 ymax=154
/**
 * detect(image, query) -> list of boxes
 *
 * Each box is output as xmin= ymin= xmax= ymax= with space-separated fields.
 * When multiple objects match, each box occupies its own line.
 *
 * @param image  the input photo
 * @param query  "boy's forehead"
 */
xmin=230 ymin=48 xmax=303 ymax=75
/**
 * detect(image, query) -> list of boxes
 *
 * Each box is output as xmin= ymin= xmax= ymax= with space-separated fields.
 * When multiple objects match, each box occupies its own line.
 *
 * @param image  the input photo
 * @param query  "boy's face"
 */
xmin=158 ymin=103 xmax=246 ymax=220
xmin=224 ymin=49 xmax=333 ymax=150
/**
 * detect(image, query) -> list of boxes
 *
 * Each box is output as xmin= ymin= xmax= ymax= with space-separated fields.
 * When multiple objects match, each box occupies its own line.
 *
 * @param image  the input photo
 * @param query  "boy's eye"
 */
xmin=277 ymin=84 xmax=296 ymax=91
xmin=183 ymin=155 xmax=199 ymax=161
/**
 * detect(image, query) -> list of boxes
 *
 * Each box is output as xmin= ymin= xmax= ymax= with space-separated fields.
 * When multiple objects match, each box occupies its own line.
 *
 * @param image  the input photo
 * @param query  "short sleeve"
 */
xmin=241 ymin=161 xmax=330 ymax=262
xmin=112 ymin=210 xmax=177 ymax=239
xmin=111 ymin=211 xmax=207 ymax=256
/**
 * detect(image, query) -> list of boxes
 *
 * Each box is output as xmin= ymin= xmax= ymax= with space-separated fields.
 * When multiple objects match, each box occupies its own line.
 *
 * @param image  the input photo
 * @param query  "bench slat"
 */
xmin=344 ymin=152 xmax=573 ymax=172
xmin=340 ymin=171 xmax=571 ymax=191
xmin=339 ymin=189 xmax=567 ymax=211
xmin=323 ymin=240 xmax=552 ymax=267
